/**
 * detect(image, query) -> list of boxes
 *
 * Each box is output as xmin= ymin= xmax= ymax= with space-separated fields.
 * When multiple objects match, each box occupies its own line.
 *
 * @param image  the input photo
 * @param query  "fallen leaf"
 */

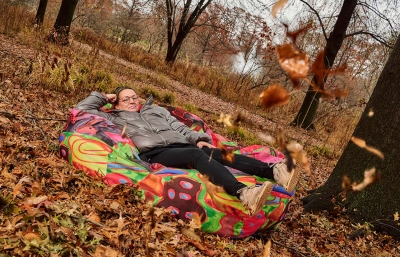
xmin=23 ymin=232 xmax=41 ymax=241
xmin=182 ymin=228 xmax=201 ymax=241
xmin=259 ymin=85 xmax=290 ymax=109
xmin=23 ymin=195 xmax=48 ymax=205
xmin=263 ymin=239 xmax=272 ymax=257
xmin=88 ymin=213 xmax=101 ymax=223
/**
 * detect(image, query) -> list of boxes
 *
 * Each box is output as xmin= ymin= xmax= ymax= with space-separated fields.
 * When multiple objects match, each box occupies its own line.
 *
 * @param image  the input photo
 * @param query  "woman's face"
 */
xmin=115 ymin=89 xmax=140 ymax=112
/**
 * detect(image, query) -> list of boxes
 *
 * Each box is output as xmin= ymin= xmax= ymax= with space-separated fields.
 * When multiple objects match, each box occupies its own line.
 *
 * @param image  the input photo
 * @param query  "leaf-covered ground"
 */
xmin=1 ymin=34 xmax=399 ymax=256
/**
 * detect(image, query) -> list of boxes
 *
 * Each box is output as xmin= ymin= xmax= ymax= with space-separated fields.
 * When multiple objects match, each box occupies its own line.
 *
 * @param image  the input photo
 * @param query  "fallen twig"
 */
xmin=183 ymin=237 xmax=218 ymax=256
xmin=0 ymin=111 xmax=67 ymax=121
xmin=271 ymin=239 xmax=313 ymax=257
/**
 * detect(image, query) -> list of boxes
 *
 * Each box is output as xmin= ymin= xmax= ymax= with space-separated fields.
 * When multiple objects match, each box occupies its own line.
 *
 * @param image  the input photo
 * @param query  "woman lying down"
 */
xmin=75 ymin=86 xmax=300 ymax=216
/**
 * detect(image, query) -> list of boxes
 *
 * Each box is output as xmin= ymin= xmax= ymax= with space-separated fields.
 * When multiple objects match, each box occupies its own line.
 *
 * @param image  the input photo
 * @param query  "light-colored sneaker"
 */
xmin=273 ymin=161 xmax=300 ymax=192
xmin=239 ymin=182 xmax=273 ymax=216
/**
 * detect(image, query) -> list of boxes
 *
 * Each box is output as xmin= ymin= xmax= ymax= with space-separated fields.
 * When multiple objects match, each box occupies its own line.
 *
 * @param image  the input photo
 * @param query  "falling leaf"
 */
xmin=276 ymin=44 xmax=309 ymax=85
xmin=259 ymin=85 xmax=290 ymax=109
xmin=190 ymin=212 xmax=202 ymax=229
xmin=394 ymin=212 xmax=399 ymax=221
xmin=286 ymin=23 xmax=313 ymax=45
xmin=218 ymin=141 xmax=234 ymax=162
xmin=342 ymin=175 xmax=352 ymax=191
xmin=257 ymin=132 xmax=275 ymax=144
xmin=276 ymin=128 xmax=286 ymax=150
xmin=310 ymin=49 xmax=348 ymax=96
xmin=351 ymin=136 xmax=384 ymax=159
xmin=352 ymin=167 xmax=380 ymax=191
xmin=233 ymin=111 xmax=246 ymax=126
xmin=284 ymin=149 xmax=295 ymax=171
xmin=263 ymin=239 xmax=272 ymax=257
xmin=287 ymin=141 xmax=311 ymax=175
xmin=217 ymin=113 xmax=233 ymax=127
xmin=271 ymin=0 xmax=288 ymax=17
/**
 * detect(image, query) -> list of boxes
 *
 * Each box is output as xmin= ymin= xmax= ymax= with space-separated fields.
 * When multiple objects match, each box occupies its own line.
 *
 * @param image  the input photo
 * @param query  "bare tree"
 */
xmin=164 ymin=0 xmax=213 ymax=64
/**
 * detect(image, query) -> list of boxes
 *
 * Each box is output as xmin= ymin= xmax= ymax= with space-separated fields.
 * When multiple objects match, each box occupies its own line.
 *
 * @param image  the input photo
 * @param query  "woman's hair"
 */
xmin=114 ymin=86 xmax=134 ymax=104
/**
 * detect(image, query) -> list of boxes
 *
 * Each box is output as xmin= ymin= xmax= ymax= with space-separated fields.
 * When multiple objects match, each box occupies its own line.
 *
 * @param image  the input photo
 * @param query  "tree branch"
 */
xmin=345 ymin=31 xmax=393 ymax=48
xmin=299 ymin=0 xmax=328 ymax=41
xmin=357 ymin=1 xmax=394 ymax=32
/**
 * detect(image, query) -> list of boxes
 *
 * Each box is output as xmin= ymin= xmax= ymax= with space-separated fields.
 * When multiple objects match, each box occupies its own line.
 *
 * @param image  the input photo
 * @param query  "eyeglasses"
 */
xmin=120 ymin=95 xmax=139 ymax=103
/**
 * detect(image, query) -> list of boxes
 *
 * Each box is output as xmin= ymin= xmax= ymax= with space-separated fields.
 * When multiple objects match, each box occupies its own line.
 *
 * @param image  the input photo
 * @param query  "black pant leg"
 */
xmin=148 ymin=147 xmax=246 ymax=196
xmin=200 ymin=147 xmax=274 ymax=179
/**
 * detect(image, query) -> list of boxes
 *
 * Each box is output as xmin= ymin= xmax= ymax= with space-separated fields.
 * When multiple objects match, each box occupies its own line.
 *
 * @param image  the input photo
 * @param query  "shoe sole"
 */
xmin=250 ymin=182 xmax=273 ymax=216
xmin=285 ymin=168 xmax=300 ymax=192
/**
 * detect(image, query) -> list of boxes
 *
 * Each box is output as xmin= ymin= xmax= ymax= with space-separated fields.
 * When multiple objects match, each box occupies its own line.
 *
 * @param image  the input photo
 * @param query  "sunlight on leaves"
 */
xmin=259 ymin=85 xmax=290 ymax=109
xmin=351 ymin=136 xmax=384 ymax=159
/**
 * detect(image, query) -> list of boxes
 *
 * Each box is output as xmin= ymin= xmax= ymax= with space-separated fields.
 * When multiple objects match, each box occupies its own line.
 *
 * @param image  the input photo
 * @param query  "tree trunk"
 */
xmin=48 ymin=0 xmax=79 ymax=45
xmin=165 ymin=32 xmax=186 ymax=64
xmin=291 ymin=0 xmax=357 ymax=129
xmin=35 ymin=0 xmax=48 ymax=26
xmin=165 ymin=0 xmax=212 ymax=64
xmin=303 ymin=36 xmax=400 ymax=239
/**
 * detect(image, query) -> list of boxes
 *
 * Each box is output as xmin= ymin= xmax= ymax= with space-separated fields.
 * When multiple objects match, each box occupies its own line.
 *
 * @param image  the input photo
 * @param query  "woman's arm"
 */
xmin=75 ymin=92 xmax=116 ymax=120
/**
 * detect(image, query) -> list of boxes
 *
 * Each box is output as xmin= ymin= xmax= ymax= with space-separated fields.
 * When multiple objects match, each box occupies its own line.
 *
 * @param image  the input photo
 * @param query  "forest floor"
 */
xmin=0 ymin=33 xmax=399 ymax=256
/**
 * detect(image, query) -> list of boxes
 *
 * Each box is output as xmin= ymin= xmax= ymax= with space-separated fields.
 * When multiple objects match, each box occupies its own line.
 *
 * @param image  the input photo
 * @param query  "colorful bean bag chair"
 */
xmin=58 ymin=104 xmax=295 ymax=238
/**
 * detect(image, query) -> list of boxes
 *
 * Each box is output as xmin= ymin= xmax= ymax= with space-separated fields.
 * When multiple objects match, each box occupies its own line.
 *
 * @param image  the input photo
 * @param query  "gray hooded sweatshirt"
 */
xmin=75 ymin=92 xmax=212 ymax=153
